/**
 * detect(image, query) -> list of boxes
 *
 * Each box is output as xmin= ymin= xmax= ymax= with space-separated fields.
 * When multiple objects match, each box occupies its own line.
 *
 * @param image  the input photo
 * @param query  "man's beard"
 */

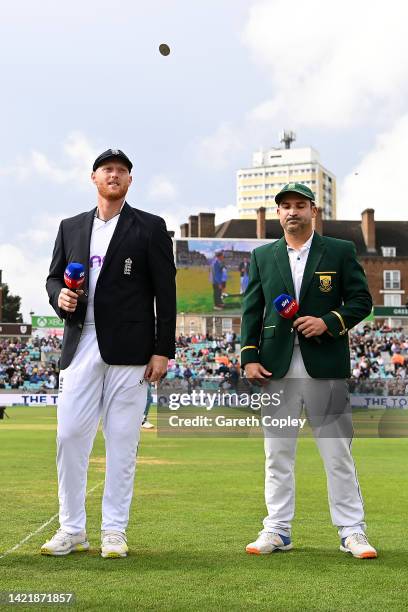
xmin=98 ymin=183 xmax=129 ymax=201
xmin=284 ymin=219 xmax=307 ymax=233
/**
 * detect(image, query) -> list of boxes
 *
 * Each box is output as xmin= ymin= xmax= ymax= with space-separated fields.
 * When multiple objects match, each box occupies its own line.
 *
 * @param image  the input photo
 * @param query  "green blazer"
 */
xmin=240 ymin=233 xmax=372 ymax=378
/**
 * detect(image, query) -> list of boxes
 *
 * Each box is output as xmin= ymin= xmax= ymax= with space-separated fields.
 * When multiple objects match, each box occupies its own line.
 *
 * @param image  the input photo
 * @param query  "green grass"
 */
xmin=0 ymin=407 xmax=407 ymax=611
xmin=177 ymin=268 xmax=241 ymax=313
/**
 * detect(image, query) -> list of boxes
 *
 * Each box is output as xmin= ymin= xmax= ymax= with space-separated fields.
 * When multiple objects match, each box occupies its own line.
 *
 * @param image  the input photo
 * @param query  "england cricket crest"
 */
xmin=319 ymin=275 xmax=332 ymax=293
xmin=124 ymin=257 xmax=132 ymax=275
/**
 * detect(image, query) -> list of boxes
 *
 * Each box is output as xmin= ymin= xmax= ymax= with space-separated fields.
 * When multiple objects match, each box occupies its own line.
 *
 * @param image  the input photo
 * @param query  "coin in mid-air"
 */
xmin=159 ymin=43 xmax=171 ymax=56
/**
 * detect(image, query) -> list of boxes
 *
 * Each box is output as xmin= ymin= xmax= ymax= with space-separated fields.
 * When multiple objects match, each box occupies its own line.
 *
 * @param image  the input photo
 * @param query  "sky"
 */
xmin=1 ymin=0 xmax=408 ymax=319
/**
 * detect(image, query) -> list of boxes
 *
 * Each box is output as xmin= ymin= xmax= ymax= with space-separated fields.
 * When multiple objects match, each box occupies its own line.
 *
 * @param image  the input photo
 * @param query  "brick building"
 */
xmin=179 ymin=208 xmax=408 ymax=327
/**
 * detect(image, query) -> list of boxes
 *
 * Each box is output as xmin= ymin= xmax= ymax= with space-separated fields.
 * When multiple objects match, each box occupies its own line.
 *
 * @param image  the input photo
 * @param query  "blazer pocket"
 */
xmin=262 ymin=325 xmax=276 ymax=339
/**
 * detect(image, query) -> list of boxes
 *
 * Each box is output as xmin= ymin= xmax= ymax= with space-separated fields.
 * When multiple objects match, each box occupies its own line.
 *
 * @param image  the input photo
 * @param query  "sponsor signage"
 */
xmin=0 ymin=323 xmax=32 ymax=336
xmin=0 ymin=394 xmax=59 ymax=406
xmin=374 ymin=306 xmax=408 ymax=317
xmin=0 ymin=393 xmax=407 ymax=409
xmin=31 ymin=315 xmax=64 ymax=329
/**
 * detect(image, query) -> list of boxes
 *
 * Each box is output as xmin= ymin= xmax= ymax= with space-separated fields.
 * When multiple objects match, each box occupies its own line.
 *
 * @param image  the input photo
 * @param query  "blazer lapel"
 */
xmin=99 ymin=202 xmax=135 ymax=279
xmin=299 ymin=233 xmax=326 ymax=304
xmin=273 ymin=237 xmax=295 ymax=297
xmin=78 ymin=208 xmax=95 ymax=292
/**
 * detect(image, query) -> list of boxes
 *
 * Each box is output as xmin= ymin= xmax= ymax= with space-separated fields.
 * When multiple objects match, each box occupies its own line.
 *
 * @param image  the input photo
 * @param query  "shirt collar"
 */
xmin=286 ymin=230 xmax=314 ymax=253
xmin=95 ymin=200 xmax=126 ymax=220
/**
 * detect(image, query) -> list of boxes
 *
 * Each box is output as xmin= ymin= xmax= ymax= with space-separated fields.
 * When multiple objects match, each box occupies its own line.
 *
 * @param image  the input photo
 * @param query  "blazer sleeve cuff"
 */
xmin=321 ymin=311 xmax=348 ymax=338
xmin=240 ymin=346 xmax=260 ymax=367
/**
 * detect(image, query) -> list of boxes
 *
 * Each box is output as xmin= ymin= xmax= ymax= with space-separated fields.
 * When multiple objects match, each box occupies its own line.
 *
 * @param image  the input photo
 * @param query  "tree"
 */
xmin=0 ymin=283 xmax=23 ymax=322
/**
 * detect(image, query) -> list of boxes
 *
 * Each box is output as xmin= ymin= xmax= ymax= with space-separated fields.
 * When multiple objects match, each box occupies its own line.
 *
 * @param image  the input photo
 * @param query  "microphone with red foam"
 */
xmin=64 ymin=262 xmax=85 ymax=292
xmin=273 ymin=293 xmax=321 ymax=344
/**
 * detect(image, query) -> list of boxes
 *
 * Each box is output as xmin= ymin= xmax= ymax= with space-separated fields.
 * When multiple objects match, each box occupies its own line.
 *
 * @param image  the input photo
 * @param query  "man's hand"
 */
xmin=58 ymin=288 xmax=83 ymax=313
xmin=244 ymin=362 xmax=272 ymax=385
xmin=144 ymin=355 xmax=168 ymax=383
xmin=293 ymin=316 xmax=328 ymax=338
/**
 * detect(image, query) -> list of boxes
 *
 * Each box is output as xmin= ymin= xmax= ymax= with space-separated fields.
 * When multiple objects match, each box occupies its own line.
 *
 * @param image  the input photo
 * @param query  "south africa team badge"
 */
xmin=319 ymin=275 xmax=332 ymax=293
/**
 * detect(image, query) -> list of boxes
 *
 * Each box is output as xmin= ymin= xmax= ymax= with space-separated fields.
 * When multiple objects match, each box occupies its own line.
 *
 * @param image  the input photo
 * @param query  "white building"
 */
xmin=237 ymin=145 xmax=336 ymax=220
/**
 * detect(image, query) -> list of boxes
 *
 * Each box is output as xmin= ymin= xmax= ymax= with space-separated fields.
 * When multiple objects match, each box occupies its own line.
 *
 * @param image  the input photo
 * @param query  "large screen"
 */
xmin=175 ymin=238 xmax=274 ymax=314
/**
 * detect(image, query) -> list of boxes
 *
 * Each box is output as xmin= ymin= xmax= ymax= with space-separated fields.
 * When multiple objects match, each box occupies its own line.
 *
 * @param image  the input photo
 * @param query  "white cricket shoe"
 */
xmin=340 ymin=533 xmax=378 ymax=559
xmin=101 ymin=530 xmax=128 ymax=558
xmin=246 ymin=531 xmax=293 ymax=555
xmin=141 ymin=420 xmax=155 ymax=429
xmin=40 ymin=529 xmax=89 ymax=556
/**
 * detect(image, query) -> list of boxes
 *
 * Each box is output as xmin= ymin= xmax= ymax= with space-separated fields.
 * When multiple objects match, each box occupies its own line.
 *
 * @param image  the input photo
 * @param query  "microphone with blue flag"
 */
xmin=273 ymin=293 xmax=321 ymax=344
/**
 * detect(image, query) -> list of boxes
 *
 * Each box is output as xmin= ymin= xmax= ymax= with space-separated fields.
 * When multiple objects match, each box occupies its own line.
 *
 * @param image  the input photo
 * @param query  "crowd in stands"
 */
xmin=1 ymin=325 xmax=408 ymax=393
xmin=348 ymin=324 xmax=408 ymax=394
xmin=168 ymin=332 xmax=241 ymax=391
xmin=0 ymin=336 xmax=61 ymax=391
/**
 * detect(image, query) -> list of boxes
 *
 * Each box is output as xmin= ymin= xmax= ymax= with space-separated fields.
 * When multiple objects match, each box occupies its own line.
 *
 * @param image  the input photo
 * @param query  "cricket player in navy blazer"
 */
xmin=42 ymin=149 xmax=176 ymax=558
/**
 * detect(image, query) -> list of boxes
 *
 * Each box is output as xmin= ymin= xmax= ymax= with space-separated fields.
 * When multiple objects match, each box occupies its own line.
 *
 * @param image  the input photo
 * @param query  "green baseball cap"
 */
xmin=275 ymin=182 xmax=315 ymax=204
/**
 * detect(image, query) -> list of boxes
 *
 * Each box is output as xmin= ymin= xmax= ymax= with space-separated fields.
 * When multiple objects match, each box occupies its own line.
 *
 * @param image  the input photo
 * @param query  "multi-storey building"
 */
xmin=237 ymin=145 xmax=336 ymax=220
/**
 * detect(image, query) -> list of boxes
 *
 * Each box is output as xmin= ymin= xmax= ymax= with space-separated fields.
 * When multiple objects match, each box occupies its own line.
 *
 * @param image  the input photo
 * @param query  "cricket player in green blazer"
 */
xmin=241 ymin=182 xmax=377 ymax=559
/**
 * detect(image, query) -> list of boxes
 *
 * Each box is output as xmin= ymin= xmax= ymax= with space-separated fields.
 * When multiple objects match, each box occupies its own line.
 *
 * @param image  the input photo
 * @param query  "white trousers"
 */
xmin=262 ymin=346 xmax=366 ymax=539
xmin=56 ymin=326 xmax=147 ymax=534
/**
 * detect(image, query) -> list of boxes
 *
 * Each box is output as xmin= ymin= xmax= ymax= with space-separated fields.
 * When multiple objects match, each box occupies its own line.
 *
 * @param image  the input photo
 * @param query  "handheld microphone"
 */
xmin=63 ymin=262 xmax=85 ymax=320
xmin=273 ymin=293 xmax=321 ymax=344
xmin=273 ymin=293 xmax=299 ymax=319
xmin=64 ymin=262 xmax=85 ymax=291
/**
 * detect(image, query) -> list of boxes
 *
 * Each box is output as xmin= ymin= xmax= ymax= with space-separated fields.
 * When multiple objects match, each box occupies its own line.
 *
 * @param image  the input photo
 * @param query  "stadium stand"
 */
xmin=0 ymin=336 xmax=61 ymax=391
xmin=0 ymin=325 xmax=407 ymax=392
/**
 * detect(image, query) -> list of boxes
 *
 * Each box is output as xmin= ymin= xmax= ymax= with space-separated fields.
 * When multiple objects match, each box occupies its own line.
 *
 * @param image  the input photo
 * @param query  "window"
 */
xmin=381 ymin=246 xmax=396 ymax=257
xmin=383 ymin=270 xmax=400 ymax=289
xmin=384 ymin=294 xmax=402 ymax=306
xmin=222 ymin=318 xmax=232 ymax=332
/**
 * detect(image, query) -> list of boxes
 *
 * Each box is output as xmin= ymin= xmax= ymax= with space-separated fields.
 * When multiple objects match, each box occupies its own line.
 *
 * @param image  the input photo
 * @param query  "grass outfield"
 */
xmin=0 ymin=407 xmax=407 ymax=611
xmin=177 ymin=267 xmax=241 ymax=313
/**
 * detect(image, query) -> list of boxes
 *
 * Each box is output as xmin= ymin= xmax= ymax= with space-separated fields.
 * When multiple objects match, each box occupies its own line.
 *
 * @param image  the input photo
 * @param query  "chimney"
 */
xmin=167 ymin=230 xmax=175 ymax=238
xmin=361 ymin=208 xmax=376 ymax=252
xmin=180 ymin=223 xmax=189 ymax=238
xmin=198 ymin=213 xmax=215 ymax=237
xmin=188 ymin=215 xmax=198 ymax=237
xmin=313 ymin=207 xmax=323 ymax=235
xmin=256 ymin=207 xmax=266 ymax=239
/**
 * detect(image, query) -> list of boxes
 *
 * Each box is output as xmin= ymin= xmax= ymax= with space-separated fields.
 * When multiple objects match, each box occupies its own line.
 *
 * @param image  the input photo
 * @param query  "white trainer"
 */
xmin=101 ymin=530 xmax=128 ymax=558
xmin=40 ymin=529 xmax=89 ymax=556
xmin=141 ymin=420 xmax=155 ymax=429
xmin=246 ymin=531 xmax=293 ymax=555
xmin=340 ymin=533 xmax=378 ymax=559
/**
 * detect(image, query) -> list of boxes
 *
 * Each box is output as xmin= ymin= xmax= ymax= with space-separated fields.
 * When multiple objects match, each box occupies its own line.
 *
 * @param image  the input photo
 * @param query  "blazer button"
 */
xmin=78 ymin=323 xmax=83 ymax=330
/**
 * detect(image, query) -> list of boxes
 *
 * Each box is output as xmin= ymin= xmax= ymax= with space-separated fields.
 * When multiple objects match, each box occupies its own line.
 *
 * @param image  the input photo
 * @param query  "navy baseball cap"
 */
xmin=93 ymin=149 xmax=133 ymax=173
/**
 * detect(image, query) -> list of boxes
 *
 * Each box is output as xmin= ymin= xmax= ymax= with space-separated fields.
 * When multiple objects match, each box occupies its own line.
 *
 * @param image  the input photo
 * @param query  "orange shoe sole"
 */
xmin=358 ymin=551 xmax=378 ymax=559
xmin=246 ymin=547 xmax=262 ymax=555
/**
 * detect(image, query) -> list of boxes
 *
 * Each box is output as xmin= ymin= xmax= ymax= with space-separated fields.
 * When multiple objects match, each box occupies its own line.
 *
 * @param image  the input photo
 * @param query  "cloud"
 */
xmin=0 ymin=131 xmax=98 ymax=187
xmin=339 ymin=114 xmax=408 ymax=220
xmin=243 ymin=0 xmax=408 ymax=129
xmin=214 ymin=204 xmax=238 ymax=225
xmin=197 ymin=123 xmax=244 ymax=169
xmin=17 ymin=213 xmax=68 ymax=247
xmin=147 ymin=175 xmax=177 ymax=201
xmin=0 ymin=244 xmax=53 ymax=320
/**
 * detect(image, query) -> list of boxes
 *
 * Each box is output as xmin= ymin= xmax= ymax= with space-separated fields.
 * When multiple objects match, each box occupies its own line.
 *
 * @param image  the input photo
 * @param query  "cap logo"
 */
xmin=288 ymin=183 xmax=296 ymax=189
xmin=111 ymin=149 xmax=120 ymax=155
